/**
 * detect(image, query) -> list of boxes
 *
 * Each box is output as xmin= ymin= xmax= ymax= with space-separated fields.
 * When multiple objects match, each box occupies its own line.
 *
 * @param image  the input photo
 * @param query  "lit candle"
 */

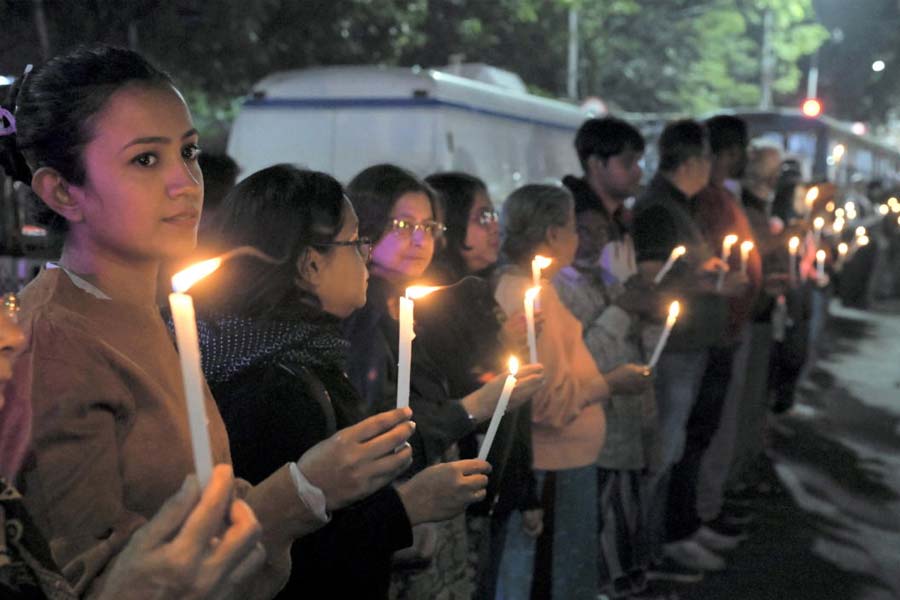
xmin=717 ymin=234 xmax=738 ymax=292
xmin=477 ymin=356 xmax=519 ymax=461
xmin=813 ymin=217 xmax=825 ymax=244
xmin=835 ymin=208 xmax=845 ymax=219
xmin=816 ymin=249 xmax=826 ymax=279
xmin=837 ymin=242 xmax=849 ymax=269
xmin=397 ymin=286 xmax=441 ymax=409
xmin=805 ymin=186 xmax=819 ymax=209
xmin=169 ymin=257 xmax=225 ymax=487
xmin=648 ymin=301 xmax=680 ymax=369
xmin=788 ymin=236 xmax=800 ymax=287
xmin=531 ymin=255 xmax=552 ymax=310
xmin=855 ymin=226 xmax=866 ymax=239
xmin=524 ymin=286 xmax=540 ymax=364
xmin=740 ymin=241 xmax=754 ymax=275
xmin=833 ymin=218 xmax=844 ymax=233
xmin=857 ymin=235 xmax=870 ymax=247
xmin=654 ymin=245 xmax=686 ymax=285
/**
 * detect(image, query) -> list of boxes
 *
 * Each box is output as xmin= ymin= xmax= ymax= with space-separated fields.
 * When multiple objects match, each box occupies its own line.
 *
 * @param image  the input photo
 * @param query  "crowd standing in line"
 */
xmin=0 ymin=44 xmax=887 ymax=600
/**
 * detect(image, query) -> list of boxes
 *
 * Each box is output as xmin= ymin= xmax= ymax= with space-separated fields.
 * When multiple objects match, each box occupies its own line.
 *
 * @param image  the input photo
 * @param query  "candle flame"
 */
xmin=833 ymin=219 xmax=844 ymax=233
xmin=508 ymin=356 xmax=520 ymax=375
xmin=789 ymin=236 xmax=800 ymax=252
xmin=672 ymin=245 xmax=686 ymax=258
xmin=172 ymin=257 xmax=223 ymax=293
xmin=805 ymin=186 xmax=819 ymax=205
xmin=838 ymin=242 xmax=848 ymax=256
xmin=405 ymin=285 xmax=442 ymax=300
xmin=740 ymin=241 xmax=754 ymax=253
xmin=723 ymin=234 xmax=738 ymax=249
xmin=879 ymin=204 xmax=890 ymax=216
xmin=855 ymin=226 xmax=866 ymax=238
xmin=813 ymin=217 xmax=825 ymax=230
xmin=826 ymin=201 xmax=835 ymax=213
xmin=666 ymin=301 xmax=680 ymax=326
xmin=835 ymin=208 xmax=845 ymax=219
xmin=816 ymin=249 xmax=826 ymax=261
xmin=858 ymin=235 xmax=870 ymax=246
xmin=525 ymin=286 xmax=541 ymax=302
xmin=532 ymin=255 xmax=553 ymax=269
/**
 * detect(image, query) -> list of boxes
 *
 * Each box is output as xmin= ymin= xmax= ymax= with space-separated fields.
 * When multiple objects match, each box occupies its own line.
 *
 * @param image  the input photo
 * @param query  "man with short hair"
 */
xmin=564 ymin=116 xmax=645 ymax=283
xmin=631 ymin=119 xmax=732 ymax=582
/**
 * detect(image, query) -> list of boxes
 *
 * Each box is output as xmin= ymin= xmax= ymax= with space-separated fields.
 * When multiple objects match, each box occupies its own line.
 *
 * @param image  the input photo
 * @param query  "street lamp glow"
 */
xmin=0 ymin=75 xmax=15 ymax=86
xmin=873 ymin=60 xmax=886 ymax=72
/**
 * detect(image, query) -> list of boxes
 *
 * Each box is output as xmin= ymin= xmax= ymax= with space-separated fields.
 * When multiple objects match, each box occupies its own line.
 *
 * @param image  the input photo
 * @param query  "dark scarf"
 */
xmin=196 ymin=310 xmax=350 ymax=385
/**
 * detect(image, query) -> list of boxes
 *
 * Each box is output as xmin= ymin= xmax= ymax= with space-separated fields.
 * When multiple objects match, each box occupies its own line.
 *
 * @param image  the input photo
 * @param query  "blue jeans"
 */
xmin=497 ymin=466 xmax=599 ymax=599
xmin=643 ymin=349 xmax=709 ymax=554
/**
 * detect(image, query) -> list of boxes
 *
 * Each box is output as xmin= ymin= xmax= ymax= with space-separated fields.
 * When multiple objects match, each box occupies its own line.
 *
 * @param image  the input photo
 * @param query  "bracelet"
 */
xmin=289 ymin=462 xmax=331 ymax=524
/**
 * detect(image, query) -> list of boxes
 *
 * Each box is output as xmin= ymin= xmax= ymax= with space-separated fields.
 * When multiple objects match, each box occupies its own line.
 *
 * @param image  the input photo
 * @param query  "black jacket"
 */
xmin=210 ymin=331 xmax=413 ymax=600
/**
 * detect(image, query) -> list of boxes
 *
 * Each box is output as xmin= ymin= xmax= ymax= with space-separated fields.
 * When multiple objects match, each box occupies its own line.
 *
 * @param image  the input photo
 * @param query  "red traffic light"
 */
xmin=802 ymin=98 xmax=823 ymax=118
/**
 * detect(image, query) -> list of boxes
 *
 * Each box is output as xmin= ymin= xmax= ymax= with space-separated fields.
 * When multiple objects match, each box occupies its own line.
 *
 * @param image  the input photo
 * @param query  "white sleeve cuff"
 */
xmin=289 ymin=462 xmax=331 ymax=524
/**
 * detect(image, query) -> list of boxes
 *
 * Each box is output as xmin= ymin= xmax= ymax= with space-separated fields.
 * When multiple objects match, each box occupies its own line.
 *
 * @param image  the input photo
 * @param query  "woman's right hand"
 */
xmin=297 ymin=407 xmax=415 ymax=510
xmin=395 ymin=459 xmax=491 ymax=525
xmin=98 ymin=465 xmax=265 ymax=600
xmin=461 ymin=364 xmax=545 ymax=422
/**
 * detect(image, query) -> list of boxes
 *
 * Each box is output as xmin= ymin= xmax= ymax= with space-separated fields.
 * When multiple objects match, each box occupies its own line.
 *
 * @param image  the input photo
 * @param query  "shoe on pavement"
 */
xmin=646 ymin=556 xmax=705 ymax=584
xmin=663 ymin=539 xmax=726 ymax=572
xmin=694 ymin=525 xmax=742 ymax=552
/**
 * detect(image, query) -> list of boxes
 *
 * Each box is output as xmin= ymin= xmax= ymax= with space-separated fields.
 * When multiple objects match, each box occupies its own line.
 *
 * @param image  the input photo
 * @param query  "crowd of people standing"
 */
xmin=0 ymin=44 xmax=883 ymax=600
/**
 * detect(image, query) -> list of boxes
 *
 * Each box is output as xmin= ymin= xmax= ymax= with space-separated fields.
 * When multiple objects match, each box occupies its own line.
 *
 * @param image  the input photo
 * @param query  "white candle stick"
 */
xmin=170 ymin=257 xmax=225 ymax=488
xmin=396 ymin=286 xmax=440 ymax=409
xmin=805 ymin=186 xmax=819 ymax=210
xmin=740 ymin=241 xmax=754 ymax=276
xmin=717 ymin=234 xmax=738 ymax=292
xmin=816 ymin=249 xmax=826 ymax=280
xmin=654 ymin=245 xmax=686 ymax=285
xmin=477 ymin=356 xmax=519 ymax=461
xmin=524 ymin=286 xmax=540 ymax=365
xmin=531 ymin=255 xmax=552 ymax=310
xmin=837 ymin=242 xmax=848 ymax=270
xmin=813 ymin=217 xmax=825 ymax=245
xmin=788 ymin=236 xmax=800 ymax=287
xmin=648 ymin=301 xmax=680 ymax=369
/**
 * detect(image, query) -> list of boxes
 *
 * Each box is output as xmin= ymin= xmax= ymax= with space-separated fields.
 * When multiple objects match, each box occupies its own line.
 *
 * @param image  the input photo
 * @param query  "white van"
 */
xmin=226 ymin=64 xmax=594 ymax=199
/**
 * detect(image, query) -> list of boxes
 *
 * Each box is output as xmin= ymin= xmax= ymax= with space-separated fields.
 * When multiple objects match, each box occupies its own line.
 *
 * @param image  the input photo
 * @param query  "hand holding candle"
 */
xmin=740 ymin=241 xmax=754 ymax=276
xmin=397 ymin=286 xmax=441 ymax=410
xmin=648 ymin=301 xmax=680 ymax=369
xmin=524 ymin=286 xmax=541 ymax=364
xmin=654 ymin=245 xmax=686 ymax=285
xmin=478 ymin=357 xmax=519 ymax=461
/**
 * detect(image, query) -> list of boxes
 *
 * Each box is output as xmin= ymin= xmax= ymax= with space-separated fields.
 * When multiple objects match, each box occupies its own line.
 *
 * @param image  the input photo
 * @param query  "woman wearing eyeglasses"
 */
xmin=417 ymin=172 xmax=547 ymax=599
xmin=344 ymin=164 xmax=544 ymax=598
xmin=190 ymin=165 xmax=495 ymax=599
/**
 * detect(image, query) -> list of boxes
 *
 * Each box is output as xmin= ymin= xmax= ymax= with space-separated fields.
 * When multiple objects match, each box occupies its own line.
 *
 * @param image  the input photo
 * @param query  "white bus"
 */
xmin=227 ymin=64 xmax=594 ymax=200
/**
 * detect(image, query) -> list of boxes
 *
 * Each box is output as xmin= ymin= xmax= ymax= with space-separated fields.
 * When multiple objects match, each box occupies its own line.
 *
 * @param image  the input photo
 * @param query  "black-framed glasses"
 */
xmin=474 ymin=208 xmax=500 ymax=227
xmin=389 ymin=218 xmax=447 ymax=239
xmin=315 ymin=237 xmax=373 ymax=263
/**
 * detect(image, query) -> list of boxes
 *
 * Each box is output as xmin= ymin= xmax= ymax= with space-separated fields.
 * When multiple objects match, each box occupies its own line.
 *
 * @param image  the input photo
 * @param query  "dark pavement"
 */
xmin=682 ymin=300 xmax=900 ymax=600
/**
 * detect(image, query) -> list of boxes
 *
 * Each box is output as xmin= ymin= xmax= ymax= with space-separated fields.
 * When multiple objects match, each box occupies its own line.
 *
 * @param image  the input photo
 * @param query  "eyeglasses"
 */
xmin=315 ymin=237 xmax=373 ymax=263
xmin=474 ymin=208 xmax=500 ymax=227
xmin=388 ymin=218 xmax=447 ymax=239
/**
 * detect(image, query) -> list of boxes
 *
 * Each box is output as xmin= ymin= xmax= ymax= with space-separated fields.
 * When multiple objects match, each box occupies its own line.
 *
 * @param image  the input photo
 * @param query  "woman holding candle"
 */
xmin=344 ymin=164 xmax=543 ymax=598
xmin=495 ymin=183 xmax=636 ymax=600
xmin=422 ymin=172 xmax=547 ymax=598
xmin=3 ymin=45 xmax=417 ymax=598
xmin=553 ymin=200 xmax=662 ymax=599
xmin=191 ymin=164 xmax=497 ymax=599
